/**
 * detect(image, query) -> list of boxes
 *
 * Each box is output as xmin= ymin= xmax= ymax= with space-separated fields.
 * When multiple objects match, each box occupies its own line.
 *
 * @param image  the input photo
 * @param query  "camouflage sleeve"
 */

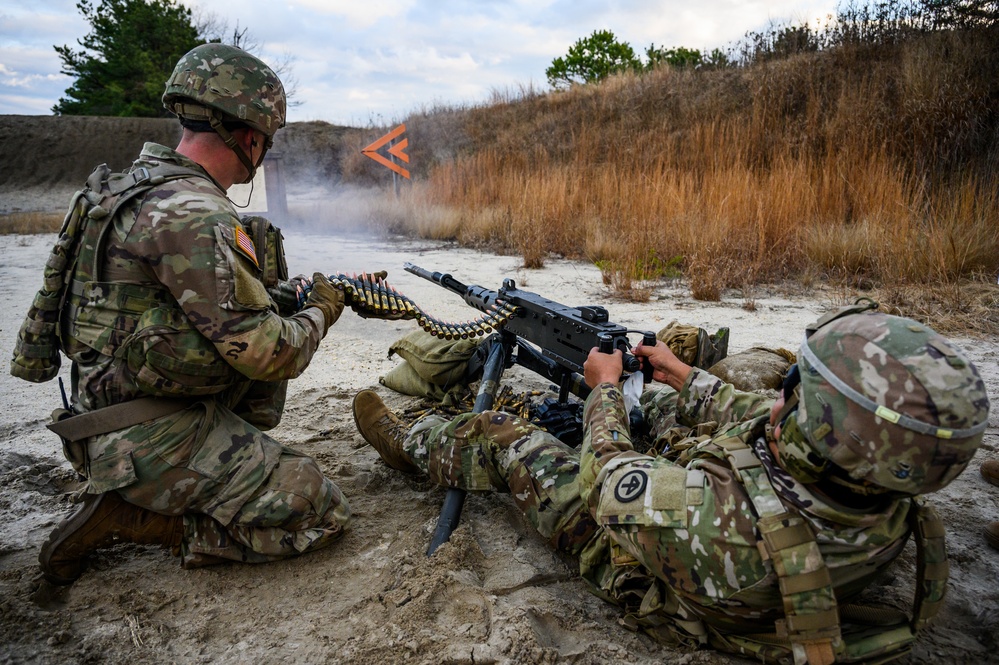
xmin=128 ymin=186 xmax=326 ymax=382
xmin=676 ymin=368 xmax=773 ymax=428
xmin=578 ymin=383 xmax=652 ymax=516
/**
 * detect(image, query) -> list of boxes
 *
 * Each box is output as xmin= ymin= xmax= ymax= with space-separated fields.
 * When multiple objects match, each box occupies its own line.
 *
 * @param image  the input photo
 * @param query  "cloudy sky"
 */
xmin=1 ymin=0 xmax=838 ymax=127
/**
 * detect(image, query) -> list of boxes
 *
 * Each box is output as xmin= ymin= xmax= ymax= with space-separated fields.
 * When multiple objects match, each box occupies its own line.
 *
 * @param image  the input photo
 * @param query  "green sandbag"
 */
xmin=379 ymin=329 xmax=482 ymax=402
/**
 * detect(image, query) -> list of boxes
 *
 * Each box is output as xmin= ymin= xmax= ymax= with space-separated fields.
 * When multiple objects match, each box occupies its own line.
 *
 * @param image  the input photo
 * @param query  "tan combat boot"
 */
xmin=39 ymin=491 xmax=184 ymax=585
xmin=352 ymin=390 xmax=420 ymax=474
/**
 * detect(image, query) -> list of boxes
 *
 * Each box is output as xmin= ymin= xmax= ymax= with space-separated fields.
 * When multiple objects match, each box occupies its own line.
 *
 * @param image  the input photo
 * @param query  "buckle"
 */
xmin=131 ymin=167 xmax=151 ymax=186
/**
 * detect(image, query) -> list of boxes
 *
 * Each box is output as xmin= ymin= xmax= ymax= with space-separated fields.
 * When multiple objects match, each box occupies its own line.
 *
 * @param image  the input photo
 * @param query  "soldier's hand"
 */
xmin=584 ymin=347 xmax=623 ymax=389
xmin=268 ymin=274 xmax=313 ymax=316
xmin=633 ymin=341 xmax=691 ymax=390
xmin=303 ymin=273 xmax=344 ymax=334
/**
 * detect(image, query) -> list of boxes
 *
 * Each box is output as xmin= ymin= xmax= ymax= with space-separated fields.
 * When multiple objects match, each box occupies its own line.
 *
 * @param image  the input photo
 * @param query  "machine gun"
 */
xmin=401 ymin=263 xmax=656 ymax=554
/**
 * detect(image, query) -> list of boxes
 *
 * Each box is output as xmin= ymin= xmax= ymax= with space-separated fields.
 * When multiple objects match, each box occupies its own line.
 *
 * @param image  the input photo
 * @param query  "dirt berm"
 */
xmin=0 ymin=115 xmax=352 ymax=214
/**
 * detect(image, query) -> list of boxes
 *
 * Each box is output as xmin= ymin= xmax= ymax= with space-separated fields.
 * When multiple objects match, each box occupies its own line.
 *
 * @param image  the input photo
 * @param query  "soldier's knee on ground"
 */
xmin=236 ymin=452 xmax=349 ymax=530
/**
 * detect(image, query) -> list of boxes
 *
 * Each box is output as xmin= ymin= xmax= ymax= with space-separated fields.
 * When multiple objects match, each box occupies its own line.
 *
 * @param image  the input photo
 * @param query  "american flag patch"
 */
xmin=234 ymin=226 xmax=259 ymax=268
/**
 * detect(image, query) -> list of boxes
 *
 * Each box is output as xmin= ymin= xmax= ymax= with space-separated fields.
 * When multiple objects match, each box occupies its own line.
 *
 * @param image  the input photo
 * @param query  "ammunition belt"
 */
xmin=328 ymin=272 xmax=520 ymax=341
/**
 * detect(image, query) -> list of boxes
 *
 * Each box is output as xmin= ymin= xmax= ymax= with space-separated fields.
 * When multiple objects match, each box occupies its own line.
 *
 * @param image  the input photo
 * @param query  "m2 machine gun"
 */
xmin=402 ymin=263 xmax=656 ymax=555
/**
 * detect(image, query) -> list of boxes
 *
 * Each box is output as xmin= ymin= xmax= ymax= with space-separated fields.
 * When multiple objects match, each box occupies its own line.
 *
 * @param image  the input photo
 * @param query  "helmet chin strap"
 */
xmin=208 ymin=113 xmax=258 ymax=184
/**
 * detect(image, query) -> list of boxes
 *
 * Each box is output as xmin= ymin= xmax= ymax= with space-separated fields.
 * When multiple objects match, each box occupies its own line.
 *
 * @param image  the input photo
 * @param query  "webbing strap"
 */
xmin=107 ymin=163 xmax=208 ymax=195
xmin=911 ymin=500 xmax=949 ymax=632
xmin=47 ymin=397 xmax=192 ymax=442
xmin=724 ymin=437 xmax=842 ymax=665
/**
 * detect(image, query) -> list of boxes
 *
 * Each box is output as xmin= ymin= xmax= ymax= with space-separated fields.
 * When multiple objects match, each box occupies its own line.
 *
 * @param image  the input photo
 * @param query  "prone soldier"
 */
xmin=353 ymin=306 xmax=990 ymax=663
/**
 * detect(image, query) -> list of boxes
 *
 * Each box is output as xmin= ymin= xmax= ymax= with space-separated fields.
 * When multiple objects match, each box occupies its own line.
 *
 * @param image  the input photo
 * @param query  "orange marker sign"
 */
xmin=362 ymin=124 xmax=411 ymax=179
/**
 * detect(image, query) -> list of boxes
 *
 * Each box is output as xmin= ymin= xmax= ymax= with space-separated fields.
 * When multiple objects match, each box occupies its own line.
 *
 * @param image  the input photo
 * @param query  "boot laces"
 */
xmin=375 ymin=413 xmax=409 ymax=444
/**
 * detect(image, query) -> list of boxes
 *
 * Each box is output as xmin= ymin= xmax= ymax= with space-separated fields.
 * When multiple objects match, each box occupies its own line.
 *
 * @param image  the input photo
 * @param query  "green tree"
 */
xmin=546 ymin=30 xmax=643 ymax=88
xmin=645 ymin=45 xmax=704 ymax=69
xmin=922 ymin=0 xmax=999 ymax=26
xmin=53 ymin=0 xmax=201 ymax=117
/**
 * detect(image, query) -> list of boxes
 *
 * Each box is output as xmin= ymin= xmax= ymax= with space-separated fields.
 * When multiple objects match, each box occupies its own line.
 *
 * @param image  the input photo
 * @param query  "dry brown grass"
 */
xmin=0 ymin=212 xmax=63 ymax=235
xmin=383 ymin=24 xmax=998 ymax=316
xmin=872 ymin=279 xmax=999 ymax=336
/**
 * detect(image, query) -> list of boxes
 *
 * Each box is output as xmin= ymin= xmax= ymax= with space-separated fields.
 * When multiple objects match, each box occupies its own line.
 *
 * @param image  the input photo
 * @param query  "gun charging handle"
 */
xmin=639 ymin=331 xmax=657 ymax=383
xmin=598 ymin=332 xmax=657 ymax=383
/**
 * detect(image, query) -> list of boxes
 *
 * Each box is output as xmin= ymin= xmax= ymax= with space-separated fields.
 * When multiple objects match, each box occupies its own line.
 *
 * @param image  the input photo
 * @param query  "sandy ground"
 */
xmin=1 ymin=229 xmax=997 ymax=665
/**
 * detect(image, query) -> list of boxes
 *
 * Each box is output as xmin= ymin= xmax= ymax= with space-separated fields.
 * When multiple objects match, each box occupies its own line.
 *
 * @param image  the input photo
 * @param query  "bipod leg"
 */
xmin=426 ymin=333 xmax=511 ymax=556
xmin=557 ymin=374 xmax=571 ymax=404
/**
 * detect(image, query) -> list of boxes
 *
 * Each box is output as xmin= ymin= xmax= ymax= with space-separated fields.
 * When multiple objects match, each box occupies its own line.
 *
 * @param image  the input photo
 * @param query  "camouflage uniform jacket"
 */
xmin=577 ymin=368 xmax=912 ymax=632
xmin=70 ymin=142 xmax=326 ymax=413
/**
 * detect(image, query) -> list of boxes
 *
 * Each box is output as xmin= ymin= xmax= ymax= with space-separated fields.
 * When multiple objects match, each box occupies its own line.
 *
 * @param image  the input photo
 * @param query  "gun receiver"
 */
xmin=403 ymin=262 xmax=647 ymax=378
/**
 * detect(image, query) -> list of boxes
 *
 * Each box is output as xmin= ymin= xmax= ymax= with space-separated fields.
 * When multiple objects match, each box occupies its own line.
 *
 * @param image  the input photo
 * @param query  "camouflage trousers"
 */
xmin=402 ymin=387 xmax=685 ymax=549
xmin=401 ymin=388 xmax=698 ymax=641
xmin=406 ymin=410 xmax=600 ymax=554
xmin=85 ymin=399 xmax=351 ymax=568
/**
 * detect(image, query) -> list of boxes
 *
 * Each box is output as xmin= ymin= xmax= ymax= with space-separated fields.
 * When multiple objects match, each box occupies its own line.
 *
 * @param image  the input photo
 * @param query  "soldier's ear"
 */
xmin=234 ymin=128 xmax=256 ymax=150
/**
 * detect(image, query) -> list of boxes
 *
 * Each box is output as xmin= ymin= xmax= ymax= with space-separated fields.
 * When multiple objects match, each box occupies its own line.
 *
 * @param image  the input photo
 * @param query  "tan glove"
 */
xmin=303 ymin=273 xmax=344 ymax=334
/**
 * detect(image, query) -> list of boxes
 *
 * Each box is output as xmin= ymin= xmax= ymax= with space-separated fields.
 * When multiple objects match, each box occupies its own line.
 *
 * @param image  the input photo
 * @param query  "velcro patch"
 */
xmin=614 ymin=469 xmax=648 ymax=503
xmin=650 ymin=465 xmax=687 ymax=510
xmin=597 ymin=461 xmax=690 ymax=529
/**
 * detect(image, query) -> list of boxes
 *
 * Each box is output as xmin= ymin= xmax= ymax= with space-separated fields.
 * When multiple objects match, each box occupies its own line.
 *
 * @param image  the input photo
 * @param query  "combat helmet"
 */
xmin=162 ymin=43 xmax=286 ymax=181
xmin=775 ymin=303 xmax=989 ymax=497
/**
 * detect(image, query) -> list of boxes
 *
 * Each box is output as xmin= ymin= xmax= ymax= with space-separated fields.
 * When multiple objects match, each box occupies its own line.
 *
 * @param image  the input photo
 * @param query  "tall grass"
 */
xmin=0 ymin=212 xmax=63 ymax=235
xmin=381 ymin=16 xmax=998 ymax=318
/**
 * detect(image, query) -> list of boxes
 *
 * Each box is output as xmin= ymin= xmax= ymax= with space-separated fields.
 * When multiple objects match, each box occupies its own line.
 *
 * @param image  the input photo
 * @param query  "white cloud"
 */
xmin=287 ymin=0 xmax=417 ymax=29
xmin=0 ymin=0 xmax=841 ymax=125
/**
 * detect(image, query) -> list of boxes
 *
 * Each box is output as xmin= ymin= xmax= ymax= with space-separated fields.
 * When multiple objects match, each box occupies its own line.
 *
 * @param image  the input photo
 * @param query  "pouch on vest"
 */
xmin=10 ymin=184 xmax=98 ymax=382
xmin=379 ymin=329 xmax=481 ymax=403
xmin=241 ymin=215 xmax=289 ymax=289
xmin=230 ymin=379 xmax=288 ymax=431
xmin=118 ymin=305 xmax=243 ymax=397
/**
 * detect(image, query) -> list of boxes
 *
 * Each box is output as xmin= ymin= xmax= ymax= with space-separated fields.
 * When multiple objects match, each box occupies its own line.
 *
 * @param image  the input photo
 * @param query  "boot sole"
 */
xmin=38 ymin=493 xmax=108 ymax=585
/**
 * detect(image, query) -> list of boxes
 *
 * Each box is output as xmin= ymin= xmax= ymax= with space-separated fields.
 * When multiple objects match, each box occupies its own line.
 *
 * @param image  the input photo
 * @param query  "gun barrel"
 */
xmin=405 ymin=262 xmax=501 ymax=315
xmin=403 ymin=262 xmax=439 ymax=284
xmin=404 ymin=262 xmax=467 ymax=294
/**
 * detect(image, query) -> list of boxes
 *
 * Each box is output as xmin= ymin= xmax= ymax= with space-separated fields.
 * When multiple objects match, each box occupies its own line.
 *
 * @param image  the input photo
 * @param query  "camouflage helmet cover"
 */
xmin=162 ymin=43 xmax=286 ymax=136
xmin=789 ymin=312 xmax=989 ymax=496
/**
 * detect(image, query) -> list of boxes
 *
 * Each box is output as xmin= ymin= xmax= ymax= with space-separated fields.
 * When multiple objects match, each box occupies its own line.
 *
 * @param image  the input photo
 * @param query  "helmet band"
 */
xmin=799 ymin=336 xmax=987 ymax=440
